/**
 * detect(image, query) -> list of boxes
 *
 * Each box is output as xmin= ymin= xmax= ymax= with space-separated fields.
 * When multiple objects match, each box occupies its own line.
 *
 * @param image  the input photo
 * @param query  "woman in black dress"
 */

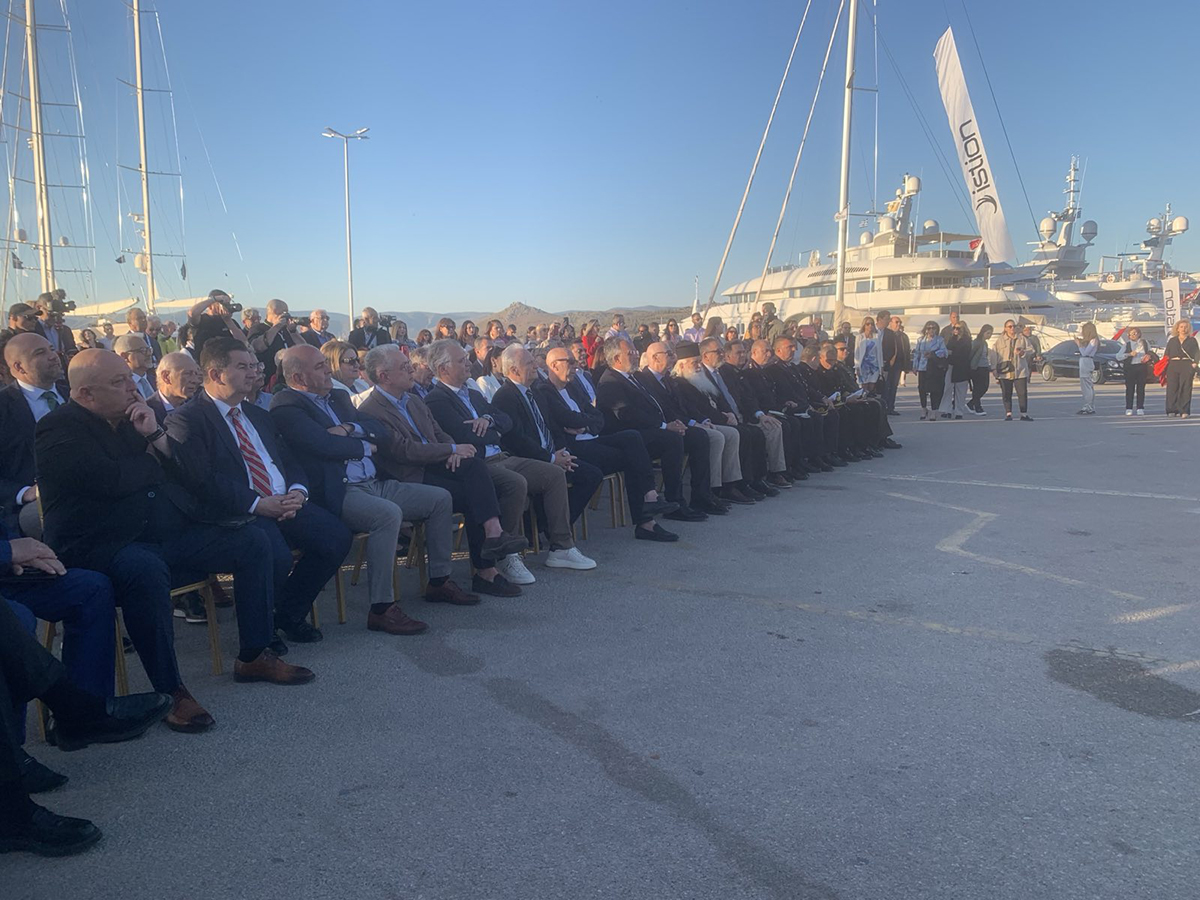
xmin=1164 ymin=320 xmax=1198 ymax=418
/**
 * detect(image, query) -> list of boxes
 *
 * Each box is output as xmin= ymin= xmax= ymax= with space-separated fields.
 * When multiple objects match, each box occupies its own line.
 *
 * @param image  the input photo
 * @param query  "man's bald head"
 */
xmin=750 ymin=339 xmax=772 ymax=364
xmin=643 ymin=341 xmax=673 ymax=375
xmin=4 ymin=331 xmax=61 ymax=388
xmin=69 ymin=349 xmax=140 ymax=423
xmin=280 ymin=343 xmax=333 ymax=396
xmin=157 ymin=351 xmax=202 ymax=404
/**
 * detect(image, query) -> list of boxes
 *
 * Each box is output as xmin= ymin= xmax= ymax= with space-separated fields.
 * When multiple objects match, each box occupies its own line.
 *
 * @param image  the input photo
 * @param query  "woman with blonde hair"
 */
xmin=854 ymin=316 xmax=882 ymax=390
xmin=322 ymin=339 xmax=371 ymax=395
xmin=1075 ymin=321 xmax=1099 ymax=415
xmin=1164 ymin=319 xmax=1198 ymax=417
xmin=581 ymin=319 xmax=601 ymax=367
xmin=703 ymin=316 xmax=726 ymax=345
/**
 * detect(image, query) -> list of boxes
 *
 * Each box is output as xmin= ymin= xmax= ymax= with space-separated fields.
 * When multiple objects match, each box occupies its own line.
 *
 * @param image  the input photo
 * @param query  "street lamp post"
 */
xmin=322 ymin=126 xmax=369 ymax=329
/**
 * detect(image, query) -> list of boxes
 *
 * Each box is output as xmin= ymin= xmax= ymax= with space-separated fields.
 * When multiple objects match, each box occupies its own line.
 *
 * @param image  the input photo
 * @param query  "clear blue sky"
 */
xmin=18 ymin=0 xmax=1200 ymax=314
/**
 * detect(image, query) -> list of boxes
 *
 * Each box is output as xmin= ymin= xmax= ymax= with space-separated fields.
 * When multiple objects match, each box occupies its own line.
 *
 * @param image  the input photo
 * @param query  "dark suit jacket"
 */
xmin=347 ymin=326 xmax=392 ymax=350
xmin=669 ymin=376 xmax=722 ymax=424
xmin=741 ymin=361 xmax=782 ymax=413
xmin=165 ymin=391 xmax=307 ymax=520
xmin=595 ymin=368 xmax=666 ymax=434
xmin=358 ymin=388 xmax=456 ymax=483
xmin=146 ymin=392 xmax=175 ymax=427
xmin=424 ymin=381 xmax=512 ymax=455
xmin=879 ymin=327 xmax=898 ymax=369
xmin=533 ymin=378 xmax=605 ymax=448
xmin=0 ymin=384 xmax=37 ymax=530
xmin=269 ymin=388 xmax=384 ymax=514
xmin=718 ymin=363 xmax=761 ymax=422
xmin=762 ymin=358 xmax=812 ymax=408
xmin=492 ymin=382 xmax=557 ymax=460
xmin=634 ymin=369 xmax=688 ymax=424
xmin=34 ymin=401 xmax=194 ymax=570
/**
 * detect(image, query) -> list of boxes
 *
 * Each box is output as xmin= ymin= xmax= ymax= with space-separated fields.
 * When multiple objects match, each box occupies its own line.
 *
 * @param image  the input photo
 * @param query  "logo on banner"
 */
xmin=957 ymin=121 xmax=998 ymax=213
xmin=1163 ymin=276 xmax=1181 ymax=339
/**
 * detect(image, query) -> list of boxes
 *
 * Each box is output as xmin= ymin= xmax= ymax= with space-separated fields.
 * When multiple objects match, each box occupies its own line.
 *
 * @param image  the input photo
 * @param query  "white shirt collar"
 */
xmin=206 ymin=391 xmax=242 ymax=418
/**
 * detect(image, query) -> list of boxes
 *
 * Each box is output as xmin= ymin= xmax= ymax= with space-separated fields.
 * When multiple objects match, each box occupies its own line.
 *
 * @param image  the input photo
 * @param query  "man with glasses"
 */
xmin=6 ymin=304 xmax=42 ymax=337
xmin=126 ymin=308 xmax=162 ymax=367
xmin=348 ymin=307 xmax=392 ymax=351
xmin=303 ymin=309 xmax=336 ymax=347
xmin=112 ymin=334 xmax=157 ymax=399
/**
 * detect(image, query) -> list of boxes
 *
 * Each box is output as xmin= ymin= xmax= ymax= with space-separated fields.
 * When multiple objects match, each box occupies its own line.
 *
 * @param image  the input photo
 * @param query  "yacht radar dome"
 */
xmin=904 ymin=175 xmax=921 ymax=196
xmin=859 ymin=231 xmax=874 ymax=246
xmin=1038 ymin=217 xmax=1055 ymax=239
xmin=878 ymin=215 xmax=896 ymax=234
xmin=922 ymin=220 xmax=940 ymax=235
xmin=1147 ymin=217 xmax=1163 ymax=235
xmin=1171 ymin=216 xmax=1189 ymax=234
xmin=1080 ymin=220 xmax=1098 ymax=242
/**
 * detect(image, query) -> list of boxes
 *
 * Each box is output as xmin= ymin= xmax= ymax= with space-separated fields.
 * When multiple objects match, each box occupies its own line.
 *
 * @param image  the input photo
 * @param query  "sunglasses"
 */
xmin=340 ymin=357 xmax=361 ymax=367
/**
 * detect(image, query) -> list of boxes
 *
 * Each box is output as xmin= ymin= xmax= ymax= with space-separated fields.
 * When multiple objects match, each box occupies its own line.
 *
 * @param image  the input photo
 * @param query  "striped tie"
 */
xmin=227 ymin=407 xmax=274 ymax=497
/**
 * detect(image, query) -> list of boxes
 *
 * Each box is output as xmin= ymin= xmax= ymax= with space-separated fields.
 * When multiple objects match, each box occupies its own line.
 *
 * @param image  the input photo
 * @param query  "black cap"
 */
xmin=9 ymin=302 xmax=35 ymax=318
xmin=675 ymin=342 xmax=700 ymax=359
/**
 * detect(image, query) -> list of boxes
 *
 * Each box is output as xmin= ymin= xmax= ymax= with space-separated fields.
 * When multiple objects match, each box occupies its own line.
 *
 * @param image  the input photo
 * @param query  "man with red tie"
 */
xmin=165 ymin=338 xmax=352 ymax=645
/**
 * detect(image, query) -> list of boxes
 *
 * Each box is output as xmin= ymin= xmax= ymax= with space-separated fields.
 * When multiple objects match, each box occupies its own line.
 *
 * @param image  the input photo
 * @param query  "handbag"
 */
xmin=995 ymin=337 xmax=1016 ymax=375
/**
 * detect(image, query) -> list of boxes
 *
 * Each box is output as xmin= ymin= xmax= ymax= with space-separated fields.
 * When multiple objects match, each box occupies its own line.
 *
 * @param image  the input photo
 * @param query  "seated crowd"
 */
xmin=0 ymin=291 xmax=901 ymax=857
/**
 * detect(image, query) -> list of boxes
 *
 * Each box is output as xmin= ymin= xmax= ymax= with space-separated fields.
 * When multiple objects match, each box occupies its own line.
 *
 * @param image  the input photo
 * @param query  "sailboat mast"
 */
xmin=132 ymin=0 xmax=156 ymax=313
xmin=24 ymin=0 xmax=54 ymax=293
xmin=831 ymin=0 xmax=859 ymax=328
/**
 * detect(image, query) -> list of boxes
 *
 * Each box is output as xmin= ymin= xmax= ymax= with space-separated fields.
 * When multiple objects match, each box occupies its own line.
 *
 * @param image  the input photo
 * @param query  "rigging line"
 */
xmin=958 ymin=0 xmax=1039 ymax=242
xmin=152 ymin=8 xmax=185 ymax=255
xmin=877 ymin=34 xmax=971 ymax=226
xmin=701 ymin=0 xmax=814 ymax=314
xmin=1 ymin=0 xmax=16 ymax=307
xmin=870 ymin=0 xmax=878 ymax=215
xmin=757 ymin=0 xmax=844 ymax=286
xmin=58 ymin=0 xmax=98 ymax=300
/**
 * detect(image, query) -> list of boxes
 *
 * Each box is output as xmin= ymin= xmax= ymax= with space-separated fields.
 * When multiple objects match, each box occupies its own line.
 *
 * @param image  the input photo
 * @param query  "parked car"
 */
xmin=1039 ymin=339 xmax=1126 ymax=383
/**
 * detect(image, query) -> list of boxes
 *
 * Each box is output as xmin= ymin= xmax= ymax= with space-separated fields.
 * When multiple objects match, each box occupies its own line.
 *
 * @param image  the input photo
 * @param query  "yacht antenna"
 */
xmin=132 ymin=0 xmax=156 ymax=312
xmin=24 ymin=0 xmax=53 ymax=292
xmin=832 ymin=0 xmax=861 ymax=327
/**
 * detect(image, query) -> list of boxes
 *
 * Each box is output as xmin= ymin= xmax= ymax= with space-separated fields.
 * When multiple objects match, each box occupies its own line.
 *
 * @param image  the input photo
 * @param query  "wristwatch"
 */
xmin=144 ymin=427 xmax=166 ymax=444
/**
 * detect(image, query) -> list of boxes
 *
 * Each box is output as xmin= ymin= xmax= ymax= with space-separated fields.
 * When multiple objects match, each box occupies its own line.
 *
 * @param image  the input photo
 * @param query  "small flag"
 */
xmin=969 ymin=238 xmax=982 ymax=250
xmin=10 ymin=251 xmax=22 ymax=270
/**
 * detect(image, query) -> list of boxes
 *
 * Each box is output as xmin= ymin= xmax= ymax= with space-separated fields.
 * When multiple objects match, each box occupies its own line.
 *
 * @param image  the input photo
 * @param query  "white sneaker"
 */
xmin=496 ymin=553 xmax=536 ymax=584
xmin=544 ymin=547 xmax=597 ymax=570
xmin=1136 ymin=409 xmax=1145 ymax=416
xmin=1125 ymin=409 xmax=1133 ymax=416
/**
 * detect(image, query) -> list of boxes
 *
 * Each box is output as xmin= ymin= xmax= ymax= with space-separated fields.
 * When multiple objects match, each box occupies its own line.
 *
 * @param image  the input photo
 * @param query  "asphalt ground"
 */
xmin=5 ymin=376 xmax=1200 ymax=900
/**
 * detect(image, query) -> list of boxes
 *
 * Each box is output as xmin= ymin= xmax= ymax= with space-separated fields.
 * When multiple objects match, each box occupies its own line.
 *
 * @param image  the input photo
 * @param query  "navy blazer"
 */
xmin=594 ymin=367 xmax=666 ymax=434
xmin=165 ymin=391 xmax=307 ymax=520
xmin=424 ymin=381 xmax=512 ymax=454
xmin=269 ymin=387 xmax=385 ymax=514
xmin=762 ymin=358 xmax=813 ymax=409
xmin=0 ymin=383 xmax=36 ymax=531
xmin=491 ymin=381 xmax=557 ymax=461
xmin=634 ymin=369 xmax=688 ymax=424
xmin=533 ymin=378 xmax=605 ymax=448
xmin=35 ymin=401 xmax=195 ymax=570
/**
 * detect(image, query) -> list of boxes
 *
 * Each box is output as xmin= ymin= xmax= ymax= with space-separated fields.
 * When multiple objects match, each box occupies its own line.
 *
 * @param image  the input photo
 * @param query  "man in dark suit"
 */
xmin=724 ymin=340 xmax=809 ymax=480
xmin=37 ymin=350 xmax=314 ymax=734
xmin=0 ymin=595 xmax=171 ymax=858
xmin=538 ymin=347 xmax=678 ymax=542
xmin=755 ymin=337 xmax=842 ymax=470
xmin=112 ymin=334 xmax=157 ymax=400
xmin=594 ymin=339 xmax=715 ymax=519
xmin=491 ymin=344 xmax=604 ymax=532
xmin=247 ymin=298 xmax=303 ymax=383
xmin=347 ymin=306 xmax=393 ymax=351
xmin=273 ymin=344 xmax=477 ymax=634
xmin=302 ymin=309 xmax=336 ymax=347
xmin=146 ymin=351 xmax=202 ymax=426
xmin=34 ymin=293 xmax=76 ymax=359
xmin=700 ymin=338 xmax=791 ymax=490
xmin=165 ymin=338 xmax=352 ymax=644
xmin=0 ymin=333 xmax=66 ymax=536
xmin=424 ymin=339 xmax=596 ymax=580
xmin=358 ymin=345 xmax=528 ymax=597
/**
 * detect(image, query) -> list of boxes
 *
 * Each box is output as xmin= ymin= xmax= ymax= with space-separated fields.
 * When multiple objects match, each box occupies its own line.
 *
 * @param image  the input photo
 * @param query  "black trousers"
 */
xmin=918 ymin=369 xmax=945 ymax=410
xmin=0 ymin=598 xmax=65 ymax=783
xmin=970 ymin=368 xmax=990 ymax=408
xmin=638 ymin=426 xmax=709 ymax=503
xmin=253 ymin=503 xmax=352 ymax=628
xmin=790 ymin=413 xmax=826 ymax=462
xmin=773 ymin=416 xmax=807 ymax=472
xmin=998 ymin=377 xmax=1028 ymax=414
xmin=1124 ymin=362 xmax=1147 ymax=410
xmin=564 ymin=458 xmax=604 ymax=526
xmin=570 ymin=430 xmax=656 ymax=524
xmin=734 ymin=423 xmax=767 ymax=481
xmin=816 ymin=408 xmax=840 ymax=455
xmin=424 ymin=456 xmax=501 ymax=569
xmin=1166 ymin=362 xmax=1194 ymax=414
xmin=884 ymin=365 xmax=902 ymax=412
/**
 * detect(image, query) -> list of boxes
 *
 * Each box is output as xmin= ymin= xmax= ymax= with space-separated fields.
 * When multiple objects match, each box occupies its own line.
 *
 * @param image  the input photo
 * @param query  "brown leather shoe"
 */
xmin=233 ymin=649 xmax=315 ymax=685
xmin=367 ymin=603 xmax=429 ymax=635
xmin=424 ymin=579 xmax=481 ymax=606
xmin=166 ymin=686 xmax=215 ymax=733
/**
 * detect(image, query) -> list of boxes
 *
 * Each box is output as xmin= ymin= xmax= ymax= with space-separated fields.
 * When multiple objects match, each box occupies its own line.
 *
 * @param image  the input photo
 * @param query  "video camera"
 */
xmin=378 ymin=314 xmax=395 ymax=328
xmin=39 ymin=289 xmax=76 ymax=315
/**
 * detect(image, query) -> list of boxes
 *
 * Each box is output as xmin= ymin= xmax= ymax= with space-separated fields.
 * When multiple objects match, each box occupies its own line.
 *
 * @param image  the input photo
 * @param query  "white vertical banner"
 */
xmin=1162 ymin=276 xmax=1181 ymax=340
xmin=933 ymin=27 xmax=1017 ymax=265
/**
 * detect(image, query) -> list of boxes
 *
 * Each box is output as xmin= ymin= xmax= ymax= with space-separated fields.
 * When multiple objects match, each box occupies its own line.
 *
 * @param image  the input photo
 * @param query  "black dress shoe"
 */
xmin=480 ymin=532 xmax=529 ymax=560
xmin=716 ymin=487 xmax=756 ymax=505
xmin=813 ymin=459 xmax=834 ymax=472
xmin=883 ymin=438 xmax=902 ymax=449
xmin=665 ymin=505 xmax=708 ymax=522
xmin=0 ymin=804 xmax=101 ymax=857
xmin=690 ymin=497 xmax=729 ymax=515
xmin=19 ymin=753 xmax=67 ymax=794
xmin=268 ymin=637 xmax=290 ymax=656
xmin=472 ymin=572 xmax=522 ymax=597
xmin=634 ymin=523 xmax=680 ymax=542
xmin=887 ymin=410 xmax=901 ymax=416
xmin=276 ymin=619 xmax=323 ymax=643
xmin=48 ymin=692 xmax=172 ymax=752
xmin=641 ymin=499 xmax=679 ymax=517
xmin=825 ymin=455 xmax=848 ymax=468
xmin=750 ymin=479 xmax=779 ymax=498
xmin=788 ymin=468 xmax=809 ymax=480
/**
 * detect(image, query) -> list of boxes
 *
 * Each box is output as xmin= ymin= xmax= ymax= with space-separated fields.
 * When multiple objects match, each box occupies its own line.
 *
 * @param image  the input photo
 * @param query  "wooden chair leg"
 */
xmin=529 ymin=506 xmax=541 ymax=555
xmin=618 ymin=472 xmax=628 ymax=526
xmin=581 ymin=505 xmax=589 ymax=540
xmin=312 ymin=598 xmax=322 ymax=630
xmin=202 ymin=584 xmax=223 ymax=676
xmin=36 ymin=621 xmax=57 ymax=741
xmin=114 ymin=613 xmax=129 ymax=695
xmin=416 ymin=526 xmax=429 ymax=593
xmin=350 ymin=535 xmax=368 ymax=586
xmin=609 ymin=477 xmax=619 ymax=527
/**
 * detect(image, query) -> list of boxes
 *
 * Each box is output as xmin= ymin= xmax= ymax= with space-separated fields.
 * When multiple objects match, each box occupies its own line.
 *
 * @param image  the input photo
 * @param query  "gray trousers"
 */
xmin=341 ymin=479 xmax=454 ymax=604
xmin=755 ymin=415 xmax=786 ymax=472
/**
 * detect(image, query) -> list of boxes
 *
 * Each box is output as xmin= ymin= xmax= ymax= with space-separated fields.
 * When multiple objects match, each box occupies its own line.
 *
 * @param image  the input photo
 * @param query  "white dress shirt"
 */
xmin=206 ymin=392 xmax=304 ymax=511
xmin=558 ymin=387 xmax=595 ymax=441
xmin=15 ymin=380 xmax=64 ymax=505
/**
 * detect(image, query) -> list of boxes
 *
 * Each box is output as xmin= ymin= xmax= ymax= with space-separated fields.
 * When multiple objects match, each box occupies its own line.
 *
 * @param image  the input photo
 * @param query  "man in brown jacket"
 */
xmin=358 ymin=345 xmax=528 ymax=597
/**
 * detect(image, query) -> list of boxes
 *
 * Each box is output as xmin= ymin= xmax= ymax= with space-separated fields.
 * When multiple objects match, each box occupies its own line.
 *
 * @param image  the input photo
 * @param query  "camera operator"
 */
xmin=186 ymin=289 xmax=249 ymax=358
xmin=247 ymin=298 xmax=301 ymax=382
xmin=347 ymin=307 xmax=392 ymax=351
xmin=34 ymin=292 xmax=76 ymax=357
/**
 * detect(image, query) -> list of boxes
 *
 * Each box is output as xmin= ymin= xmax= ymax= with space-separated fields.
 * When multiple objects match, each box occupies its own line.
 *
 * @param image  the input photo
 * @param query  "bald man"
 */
xmin=303 ymin=309 xmax=335 ymax=346
xmin=246 ymin=298 xmax=302 ymax=382
xmin=112 ymin=334 xmax=156 ymax=399
xmin=36 ymin=350 xmax=312 ymax=733
xmin=147 ymin=351 xmax=202 ymax=426
xmin=348 ymin=307 xmax=391 ymax=351
xmin=0 ymin=333 xmax=66 ymax=536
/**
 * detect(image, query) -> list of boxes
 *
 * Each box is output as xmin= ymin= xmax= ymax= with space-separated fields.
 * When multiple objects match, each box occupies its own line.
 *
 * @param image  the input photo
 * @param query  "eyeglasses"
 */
xmin=340 ymin=357 xmax=361 ymax=367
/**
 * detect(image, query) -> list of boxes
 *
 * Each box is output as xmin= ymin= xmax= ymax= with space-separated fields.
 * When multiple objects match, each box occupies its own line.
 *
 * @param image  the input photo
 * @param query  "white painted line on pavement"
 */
xmin=876 ymin=476 xmax=1200 ymax=503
